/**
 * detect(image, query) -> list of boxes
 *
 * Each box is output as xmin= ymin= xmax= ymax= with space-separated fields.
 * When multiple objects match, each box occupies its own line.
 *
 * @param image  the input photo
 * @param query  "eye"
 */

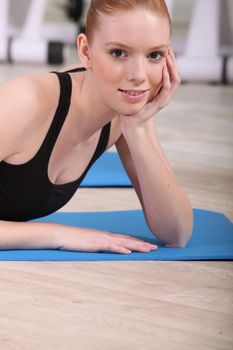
xmin=148 ymin=51 xmax=165 ymax=61
xmin=110 ymin=49 xmax=128 ymax=58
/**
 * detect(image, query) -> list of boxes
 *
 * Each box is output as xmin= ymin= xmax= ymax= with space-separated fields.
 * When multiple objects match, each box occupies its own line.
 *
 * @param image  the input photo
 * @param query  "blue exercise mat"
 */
xmin=81 ymin=152 xmax=132 ymax=187
xmin=0 ymin=209 xmax=232 ymax=261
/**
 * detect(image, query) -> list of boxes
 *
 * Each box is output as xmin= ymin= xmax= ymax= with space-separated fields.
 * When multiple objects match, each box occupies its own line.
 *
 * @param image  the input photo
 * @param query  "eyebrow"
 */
xmin=104 ymin=42 xmax=168 ymax=50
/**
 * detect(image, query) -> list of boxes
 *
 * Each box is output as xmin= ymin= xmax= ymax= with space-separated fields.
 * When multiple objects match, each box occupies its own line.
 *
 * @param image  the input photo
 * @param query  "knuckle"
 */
xmin=176 ymin=76 xmax=181 ymax=85
xmin=106 ymin=242 xmax=115 ymax=252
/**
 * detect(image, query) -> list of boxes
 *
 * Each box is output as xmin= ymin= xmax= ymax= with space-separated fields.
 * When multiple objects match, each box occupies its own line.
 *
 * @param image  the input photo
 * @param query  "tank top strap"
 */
xmin=76 ymin=121 xmax=111 ymax=184
xmin=39 ymin=71 xmax=72 ymax=158
xmin=64 ymin=67 xmax=86 ymax=73
xmin=92 ymin=122 xmax=111 ymax=162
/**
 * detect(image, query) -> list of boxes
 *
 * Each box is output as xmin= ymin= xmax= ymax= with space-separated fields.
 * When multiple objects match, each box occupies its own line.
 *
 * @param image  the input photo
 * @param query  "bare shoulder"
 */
xmin=0 ymin=72 xmax=59 ymax=161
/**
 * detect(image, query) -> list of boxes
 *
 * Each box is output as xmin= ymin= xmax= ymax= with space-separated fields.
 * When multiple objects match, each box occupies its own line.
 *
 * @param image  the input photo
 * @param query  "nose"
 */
xmin=126 ymin=58 xmax=146 ymax=85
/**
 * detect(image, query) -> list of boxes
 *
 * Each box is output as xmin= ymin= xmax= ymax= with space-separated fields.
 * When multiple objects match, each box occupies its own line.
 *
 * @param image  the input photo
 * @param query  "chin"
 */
xmin=109 ymin=97 xmax=147 ymax=116
xmin=124 ymin=103 xmax=146 ymax=115
xmin=115 ymin=107 xmax=140 ymax=117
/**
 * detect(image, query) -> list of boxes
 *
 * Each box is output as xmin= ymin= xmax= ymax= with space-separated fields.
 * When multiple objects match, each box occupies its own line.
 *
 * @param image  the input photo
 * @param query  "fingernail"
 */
xmin=151 ymin=244 xmax=157 ymax=249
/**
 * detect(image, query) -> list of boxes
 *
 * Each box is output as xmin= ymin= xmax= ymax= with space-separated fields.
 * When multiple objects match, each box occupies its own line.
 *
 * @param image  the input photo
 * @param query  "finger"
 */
xmin=168 ymin=46 xmax=179 ymax=70
xmin=166 ymin=55 xmax=180 ymax=85
xmin=120 ymin=239 xmax=158 ymax=252
xmin=105 ymin=244 xmax=132 ymax=254
xmin=164 ymin=64 xmax=172 ymax=85
xmin=108 ymin=231 xmax=156 ymax=246
xmin=167 ymin=48 xmax=181 ymax=85
xmin=107 ymin=234 xmax=158 ymax=252
xmin=131 ymin=245 xmax=157 ymax=253
xmin=117 ymin=235 xmax=158 ymax=249
xmin=108 ymin=243 xmax=156 ymax=254
xmin=150 ymin=65 xmax=171 ymax=109
xmin=105 ymin=232 xmax=157 ymax=251
xmin=159 ymin=65 xmax=171 ymax=96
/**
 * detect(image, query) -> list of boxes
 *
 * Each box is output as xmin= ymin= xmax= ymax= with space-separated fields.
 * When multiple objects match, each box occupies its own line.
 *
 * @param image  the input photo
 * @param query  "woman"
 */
xmin=0 ymin=0 xmax=193 ymax=253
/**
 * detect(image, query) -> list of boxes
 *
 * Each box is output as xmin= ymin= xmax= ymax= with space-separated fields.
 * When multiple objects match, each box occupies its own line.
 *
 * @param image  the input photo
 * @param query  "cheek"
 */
xmin=148 ymin=65 xmax=164 ymax=98
xmin=151 ymin=65 xmax=163 ymax=85
xmin=92 ymin=55 xmax=121 ymax=86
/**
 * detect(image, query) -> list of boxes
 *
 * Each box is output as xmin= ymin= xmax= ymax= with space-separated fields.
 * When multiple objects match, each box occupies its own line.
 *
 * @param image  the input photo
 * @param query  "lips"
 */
xmin=119 ymin=88 xmax=148 ymax=96
xmin=118 ymin=88 xmax=150 ymax=103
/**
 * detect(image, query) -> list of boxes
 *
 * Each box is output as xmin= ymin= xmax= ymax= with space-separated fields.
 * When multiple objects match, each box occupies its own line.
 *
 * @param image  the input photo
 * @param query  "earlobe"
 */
xmin=77 ymin=34 xmax=92 ymax=69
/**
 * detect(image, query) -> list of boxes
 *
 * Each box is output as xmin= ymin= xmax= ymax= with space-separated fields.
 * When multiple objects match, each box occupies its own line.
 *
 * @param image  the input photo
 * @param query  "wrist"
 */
xmin=52 ymin=223 xmax=74 ymax=250
xmin=121 ymin=117 xmax=149 ymax=136
xmin=122 ymin=118 xmax=158 ymax=142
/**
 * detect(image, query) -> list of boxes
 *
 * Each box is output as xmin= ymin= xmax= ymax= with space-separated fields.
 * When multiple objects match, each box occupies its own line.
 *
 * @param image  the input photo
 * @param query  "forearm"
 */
xmin=123 ymin=122 xmax=193 ymax=247
xmin=0 ymin=220 xmax=66 ymax=250
xmin=0 ymin=219 xmax=158 ymax=254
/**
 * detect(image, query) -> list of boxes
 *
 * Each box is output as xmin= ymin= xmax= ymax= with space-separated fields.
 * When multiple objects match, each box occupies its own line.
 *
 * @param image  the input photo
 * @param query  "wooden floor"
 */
xmin=0 ymin=62 xmax=233 ymax=349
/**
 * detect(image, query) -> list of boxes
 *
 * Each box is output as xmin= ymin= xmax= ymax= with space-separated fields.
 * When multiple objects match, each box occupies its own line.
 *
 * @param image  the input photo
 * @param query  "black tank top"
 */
xmin=0 ymin=67 xmax=111 ymax=222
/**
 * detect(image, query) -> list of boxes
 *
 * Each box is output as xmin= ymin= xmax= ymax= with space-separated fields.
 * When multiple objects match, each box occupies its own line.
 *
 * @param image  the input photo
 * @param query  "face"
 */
xmin=84 ymin=8 xmax=170 ymax=116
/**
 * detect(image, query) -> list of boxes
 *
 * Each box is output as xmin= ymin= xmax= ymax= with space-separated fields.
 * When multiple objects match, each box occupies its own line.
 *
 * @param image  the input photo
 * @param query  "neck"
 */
xmin=73 ymin=69 xmax=116 ymax=140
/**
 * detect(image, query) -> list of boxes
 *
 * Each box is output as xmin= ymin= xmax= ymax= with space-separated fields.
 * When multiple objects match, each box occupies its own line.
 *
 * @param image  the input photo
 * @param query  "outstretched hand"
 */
xmin=120 ymin=47 xmax=181 ymax=128
xmin=58 ymin=227 xmax=157 ymax=254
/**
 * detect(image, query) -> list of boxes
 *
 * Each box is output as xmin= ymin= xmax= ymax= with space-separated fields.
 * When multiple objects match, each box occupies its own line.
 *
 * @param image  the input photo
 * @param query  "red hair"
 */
xmin=86 ymin=0 xmax=171 ymax=43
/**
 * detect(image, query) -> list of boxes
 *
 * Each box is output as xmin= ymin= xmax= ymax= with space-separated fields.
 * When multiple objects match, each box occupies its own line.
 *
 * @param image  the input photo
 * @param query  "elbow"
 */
xmin=165 ymin=211 xmax=194 ymax=248
xmin=165 ymin=235 xmax=191 ymax=248
xmin=149 ymin=208 xmax=193 ymax=248
xmin=146 ymin=202 xmax=194 ymax=248
xmin=164 ymin=228 xmax=192 ymax=248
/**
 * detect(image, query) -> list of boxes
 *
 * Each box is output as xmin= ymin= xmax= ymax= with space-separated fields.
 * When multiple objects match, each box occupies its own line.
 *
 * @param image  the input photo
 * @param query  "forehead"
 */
xmin=92 ymin=8 xmax=170 ymax=48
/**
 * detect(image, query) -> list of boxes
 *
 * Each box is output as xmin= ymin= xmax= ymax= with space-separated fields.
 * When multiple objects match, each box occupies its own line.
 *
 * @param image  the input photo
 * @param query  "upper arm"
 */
xmin=0 ymin=76 xmax=45 ymax=161
xmin=115 ymin=135 xmax=145 ymax=209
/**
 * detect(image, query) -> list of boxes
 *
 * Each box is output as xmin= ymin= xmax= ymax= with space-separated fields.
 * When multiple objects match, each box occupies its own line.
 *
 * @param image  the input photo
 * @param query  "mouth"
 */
xmin=118 ymin=88 xmax=149 ymax=96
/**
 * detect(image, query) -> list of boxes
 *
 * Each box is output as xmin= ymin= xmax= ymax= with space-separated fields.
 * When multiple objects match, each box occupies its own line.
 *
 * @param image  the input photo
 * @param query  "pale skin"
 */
xmin=0 ymin=8 xmax=193 ymax=253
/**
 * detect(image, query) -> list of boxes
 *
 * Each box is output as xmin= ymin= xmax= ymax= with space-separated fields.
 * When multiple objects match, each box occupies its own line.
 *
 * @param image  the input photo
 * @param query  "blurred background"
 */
xmin=0 ymin=0 xmax=233 ymax=83
xmin=0 ymin=0 xmax=233 ymax=220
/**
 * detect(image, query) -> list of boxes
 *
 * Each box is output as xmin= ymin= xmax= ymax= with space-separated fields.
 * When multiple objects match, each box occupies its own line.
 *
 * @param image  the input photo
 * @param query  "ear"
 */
xmin=77 ymin=34 xmax=92 ymax=69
